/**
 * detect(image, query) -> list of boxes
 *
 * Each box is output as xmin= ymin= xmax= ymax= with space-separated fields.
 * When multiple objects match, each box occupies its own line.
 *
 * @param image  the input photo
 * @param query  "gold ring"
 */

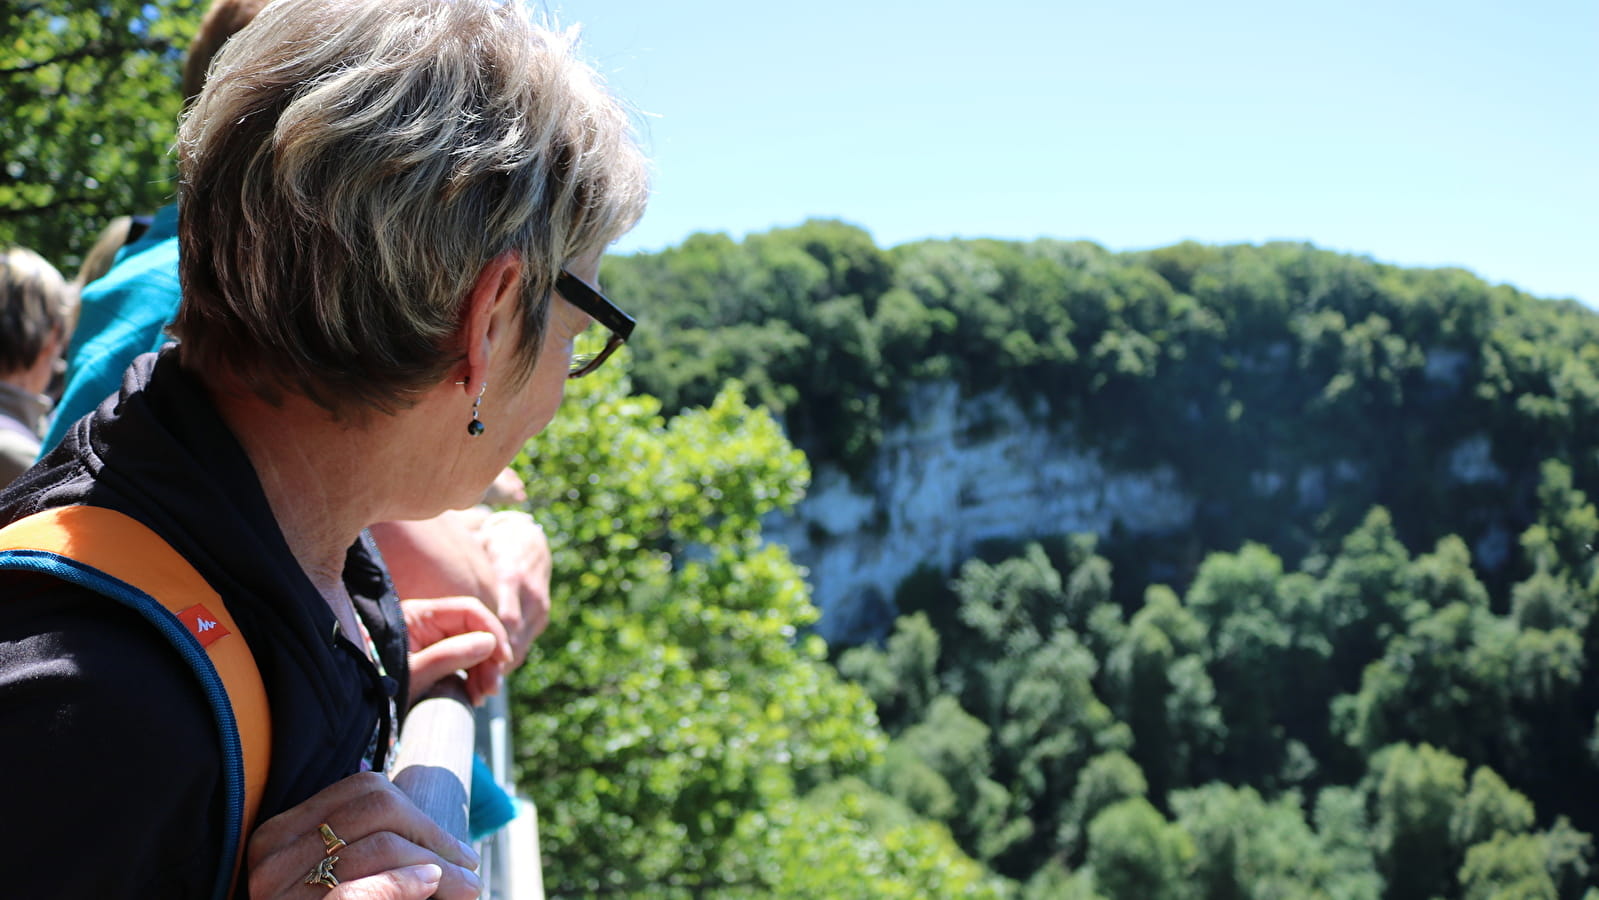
xmin=317 ymin=823 xmax=347 ymax=856
xmin=304 ymin=855 xmax=340 ymax=888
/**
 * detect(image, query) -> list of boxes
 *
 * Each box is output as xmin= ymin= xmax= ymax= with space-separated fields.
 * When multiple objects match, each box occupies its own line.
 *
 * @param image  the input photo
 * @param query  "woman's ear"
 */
xmin=459 ymin=250 xmax=524 ymax=393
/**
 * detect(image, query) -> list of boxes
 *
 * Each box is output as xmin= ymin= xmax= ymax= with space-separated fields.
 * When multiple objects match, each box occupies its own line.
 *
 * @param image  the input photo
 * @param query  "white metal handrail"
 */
xmin=475 ymin=690 xmax=546 ymax=900
xmin=393 ymin=676 xmax=544 ymax=899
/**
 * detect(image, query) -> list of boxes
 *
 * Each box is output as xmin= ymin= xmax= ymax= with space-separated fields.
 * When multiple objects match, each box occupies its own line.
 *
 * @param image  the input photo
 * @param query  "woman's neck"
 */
xmin=201 ymin=363 xmax=493 ymax=600
xmin=208 ymin=384 xmax=390 ymax=600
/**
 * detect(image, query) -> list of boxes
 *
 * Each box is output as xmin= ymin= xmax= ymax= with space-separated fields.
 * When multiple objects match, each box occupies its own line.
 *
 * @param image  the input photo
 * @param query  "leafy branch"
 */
xmin=0 ymin=194 xmax=102 ymax=219
xmin=0 ymin=36 xmax=175 ymax=77
xmin=551 ymin=874 xmax=766 ymax=897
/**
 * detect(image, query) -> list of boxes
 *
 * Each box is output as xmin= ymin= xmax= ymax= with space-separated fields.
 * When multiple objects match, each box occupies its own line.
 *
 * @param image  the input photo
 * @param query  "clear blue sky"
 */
xmin=554 ymin=0 xmax=1597 ymax=305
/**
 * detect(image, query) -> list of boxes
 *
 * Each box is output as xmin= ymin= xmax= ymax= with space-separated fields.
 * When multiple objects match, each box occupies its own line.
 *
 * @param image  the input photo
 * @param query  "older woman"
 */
xmin=0 ymin=0 xmax=647 ymax=897
xmin=0 ymin=248 xmax=73 ymax=486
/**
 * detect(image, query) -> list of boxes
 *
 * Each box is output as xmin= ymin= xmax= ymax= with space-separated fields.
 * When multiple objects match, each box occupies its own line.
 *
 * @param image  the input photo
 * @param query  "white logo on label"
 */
xmin=197 ymin=618 xmax=218 ymax=633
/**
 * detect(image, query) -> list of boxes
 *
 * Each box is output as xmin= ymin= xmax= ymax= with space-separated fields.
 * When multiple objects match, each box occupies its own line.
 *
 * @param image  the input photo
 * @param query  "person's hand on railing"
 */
xmin=475 ymin=508 xmax=551 ymax=667
xmin=403 ymin=596 xmax=512 ymax=706
xmin=369 ymin=471 xmax=552 ymax=670
xmin=246 ymin=771 xmax=482 ymax=899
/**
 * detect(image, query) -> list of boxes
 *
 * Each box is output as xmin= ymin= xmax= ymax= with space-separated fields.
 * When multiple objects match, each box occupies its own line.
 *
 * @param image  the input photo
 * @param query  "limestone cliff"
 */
xmin=768 ymin=382 xmax=1195 ymax=644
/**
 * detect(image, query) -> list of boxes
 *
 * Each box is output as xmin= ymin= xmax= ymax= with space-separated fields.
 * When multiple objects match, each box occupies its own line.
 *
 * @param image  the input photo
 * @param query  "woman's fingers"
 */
xmin=250 ymin=772 xmax=392 ymax=862
xmin=478 ymin=511 xmax=551 ymax=664
xmin=404 ymin=596 xmax=512 ymax=665
xmin=252 ymin=833 xmax=477 ymax=899
xmin=408 ymin=631 xmax=502 ymax=703
xmin=403 ymin=595 xmax=514 ymax=703
xmin=314 ymin=831 xmax=480 ymax=899
xmin=325 ymin=777 xmax=480 ymax=869
xmin=332 ymin=864 xmax=443 ymax=900
xmin=484 ymin=466 xmax=528 ymax=505
xmin=247 ymin=773 xmax=481 ymax=898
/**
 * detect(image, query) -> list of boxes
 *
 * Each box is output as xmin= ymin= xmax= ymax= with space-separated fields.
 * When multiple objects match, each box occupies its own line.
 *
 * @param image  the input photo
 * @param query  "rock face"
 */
xmin=766 ymin=382 xmax=1196 ymax=645
xmin=769 ymin=366 xmax=1515 ymax=646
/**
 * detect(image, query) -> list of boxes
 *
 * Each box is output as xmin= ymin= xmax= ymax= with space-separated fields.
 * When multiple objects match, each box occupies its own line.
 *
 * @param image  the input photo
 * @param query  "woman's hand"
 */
xmin=475 ymin=509 xmax=551 ymax=667
xmin=246 ymin=772 xmax=481 ymax=899
xmin=402 ymin=596 xmax=511 ymax=705
xmin=370 ymin=482 xmax=553 ymax=670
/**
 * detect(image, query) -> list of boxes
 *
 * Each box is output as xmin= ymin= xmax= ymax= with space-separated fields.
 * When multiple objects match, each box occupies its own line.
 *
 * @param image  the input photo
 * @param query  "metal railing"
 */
xmin=476 ymin=691 xmax=545 ymax=900
xmin=394 ymin=676 xmax=545 ymax=900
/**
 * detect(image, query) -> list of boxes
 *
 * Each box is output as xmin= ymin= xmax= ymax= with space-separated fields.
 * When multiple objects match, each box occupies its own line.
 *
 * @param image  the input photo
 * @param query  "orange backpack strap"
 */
xmin=0 ymin=505 xmax=271 ymax=900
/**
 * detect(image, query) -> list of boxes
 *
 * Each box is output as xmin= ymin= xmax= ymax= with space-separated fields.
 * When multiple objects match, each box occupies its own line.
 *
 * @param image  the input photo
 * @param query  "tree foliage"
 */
xmin=2 ymin=0 xmax=200 ymax=273
xmin=600 ymin=226 xmax=1599 ymax=896
xmin=506 ymin=364 xmax=995 ymax=896
xmin=841 ymin=497 xmax=1599 ymax=897
xmin=608 ymin=225 xmax=1599 ymax=606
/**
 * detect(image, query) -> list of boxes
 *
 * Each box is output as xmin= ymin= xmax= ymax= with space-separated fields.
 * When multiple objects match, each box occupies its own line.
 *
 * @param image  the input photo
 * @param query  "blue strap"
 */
xmin=0 ymin=550 xmax=244 ymax=900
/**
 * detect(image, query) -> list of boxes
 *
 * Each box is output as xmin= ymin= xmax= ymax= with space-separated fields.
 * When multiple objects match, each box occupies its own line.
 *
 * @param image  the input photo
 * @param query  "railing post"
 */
xmin=397 ymin=673 xmax=544 ymax=898
xmin=393 ymin=674 xmax=475 ymax=842
xmin=477 ymin=687 xmax=546 ymax=900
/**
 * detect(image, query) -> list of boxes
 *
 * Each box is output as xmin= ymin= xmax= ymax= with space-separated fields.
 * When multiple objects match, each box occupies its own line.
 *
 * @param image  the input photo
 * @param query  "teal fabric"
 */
xmin=40 ymin=204 xmax=181 ymax=454
xmin=469 ymin=755 xmax=518 ymax=840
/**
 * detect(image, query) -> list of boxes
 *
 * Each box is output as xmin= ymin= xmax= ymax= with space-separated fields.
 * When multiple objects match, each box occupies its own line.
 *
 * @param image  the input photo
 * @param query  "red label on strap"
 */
xmin=177 ymin=604 xmax=231 ymax=648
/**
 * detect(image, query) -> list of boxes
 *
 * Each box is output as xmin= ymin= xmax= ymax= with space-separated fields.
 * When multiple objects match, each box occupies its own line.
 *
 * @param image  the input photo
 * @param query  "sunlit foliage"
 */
xmin=1 ymin=0 xmax=201 ymax=272
xmin=507 ymin=365 xmax=1002 ymax=896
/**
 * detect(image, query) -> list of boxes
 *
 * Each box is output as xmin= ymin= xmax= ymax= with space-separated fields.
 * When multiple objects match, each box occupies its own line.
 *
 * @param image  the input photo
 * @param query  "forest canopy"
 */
xmin=600 ymin=221 xmax=1599 ymax=898
xmin=604 ymin=220 xmax=1599 ymax=595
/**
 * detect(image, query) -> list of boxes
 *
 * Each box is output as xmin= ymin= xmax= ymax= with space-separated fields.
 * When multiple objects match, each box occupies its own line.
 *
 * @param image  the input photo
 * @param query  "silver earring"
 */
xmin=467 ymin=382 xmax=487 ymax=436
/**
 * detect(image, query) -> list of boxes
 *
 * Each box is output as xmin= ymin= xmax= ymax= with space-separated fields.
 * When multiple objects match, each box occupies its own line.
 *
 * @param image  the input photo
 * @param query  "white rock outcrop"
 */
xmin=767 ymin=382 xmax=1195 ymax=643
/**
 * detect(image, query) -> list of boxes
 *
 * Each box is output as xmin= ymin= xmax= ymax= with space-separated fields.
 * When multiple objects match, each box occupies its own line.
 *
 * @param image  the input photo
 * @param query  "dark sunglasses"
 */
xmin=555 ymin=270 xmax=634 ymax=379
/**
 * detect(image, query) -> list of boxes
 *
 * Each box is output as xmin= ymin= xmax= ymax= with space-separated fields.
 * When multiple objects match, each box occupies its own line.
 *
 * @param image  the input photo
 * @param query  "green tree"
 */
xmin=594 ymin=214 xmax=1599 ymax=897
xmin=1184 ymin=542 xmax=1328 ymax=786
xmin=1458 ymin=833 xmax=1559 ymax=900
xmin=1367 ymin=743 xmax=1469 ymax=900
xmin=1058 ymin=752 xmax=1148 ymax=862
xmin=1086 ymin=798 xmax=1194 ymax=900
xmin=889 ymin=695 xmax=1026 ymax=863
xmin=752 ymin=781 xmax=1011 ymax=900
xmin=836 ymin=611 xmax=941 ymax=734
xmin=993 ymin=630 xmax=1126 ymax=871
xmin=1023 ymin=862 xmax=1103 ymax=900
xmin=1512 ymin=566 xmax=1591 ymax=635
xmin=2 ymin=0 xmax=201 ymax=271
xmin=1452 ymin=767 xmax=1537 ymax=851
xmin=1311 ymin=786 xmax=1384 ymax=900
xmin=848 ymin=544 xmax=1133 ymax=881
xmin=1335 ymin=594 xmax=1583 ymax=797
xmin=1448 ymin=769 xmax=1597 ymax=899
xmin=509 ymin=365 xmax=987 ymax=895
xmin=1318 ymin=508 xmax=1414 ymax=689
xmin=1104 ymin=585 xmax=1224 ymax=799
xmin=1170 ymin=784 xmax=1348 ymax=900
xmin=1407 ymin=535 xmax=1493 ymax=614
xmin=1520 ymin=460 xmax=1599 ymax=588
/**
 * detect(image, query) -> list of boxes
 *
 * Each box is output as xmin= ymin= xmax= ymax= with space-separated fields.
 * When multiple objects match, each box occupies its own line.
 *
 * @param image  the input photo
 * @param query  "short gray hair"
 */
xmin=0 ymin=248 xmax=74 ymax=373
xmin=173 ymin=0 xmax=649 ymax=413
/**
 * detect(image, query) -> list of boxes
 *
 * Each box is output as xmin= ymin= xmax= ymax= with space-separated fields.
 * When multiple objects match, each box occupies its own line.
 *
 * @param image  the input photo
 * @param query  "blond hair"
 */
xmin=0 ymin=248 xmax=75 ymax=374
xmin=173 ymin=0 xmax=648 ymax=413
xmin=74 ymin=216 xmax=134 ymax=292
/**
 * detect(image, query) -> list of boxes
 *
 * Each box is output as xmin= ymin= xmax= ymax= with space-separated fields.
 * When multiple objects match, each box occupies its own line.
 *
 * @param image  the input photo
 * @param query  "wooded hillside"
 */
xmin=605 ymin=220 xmax=1599 ymax=595
xmin=600 ymin=223 xmax=1599 ymax=897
